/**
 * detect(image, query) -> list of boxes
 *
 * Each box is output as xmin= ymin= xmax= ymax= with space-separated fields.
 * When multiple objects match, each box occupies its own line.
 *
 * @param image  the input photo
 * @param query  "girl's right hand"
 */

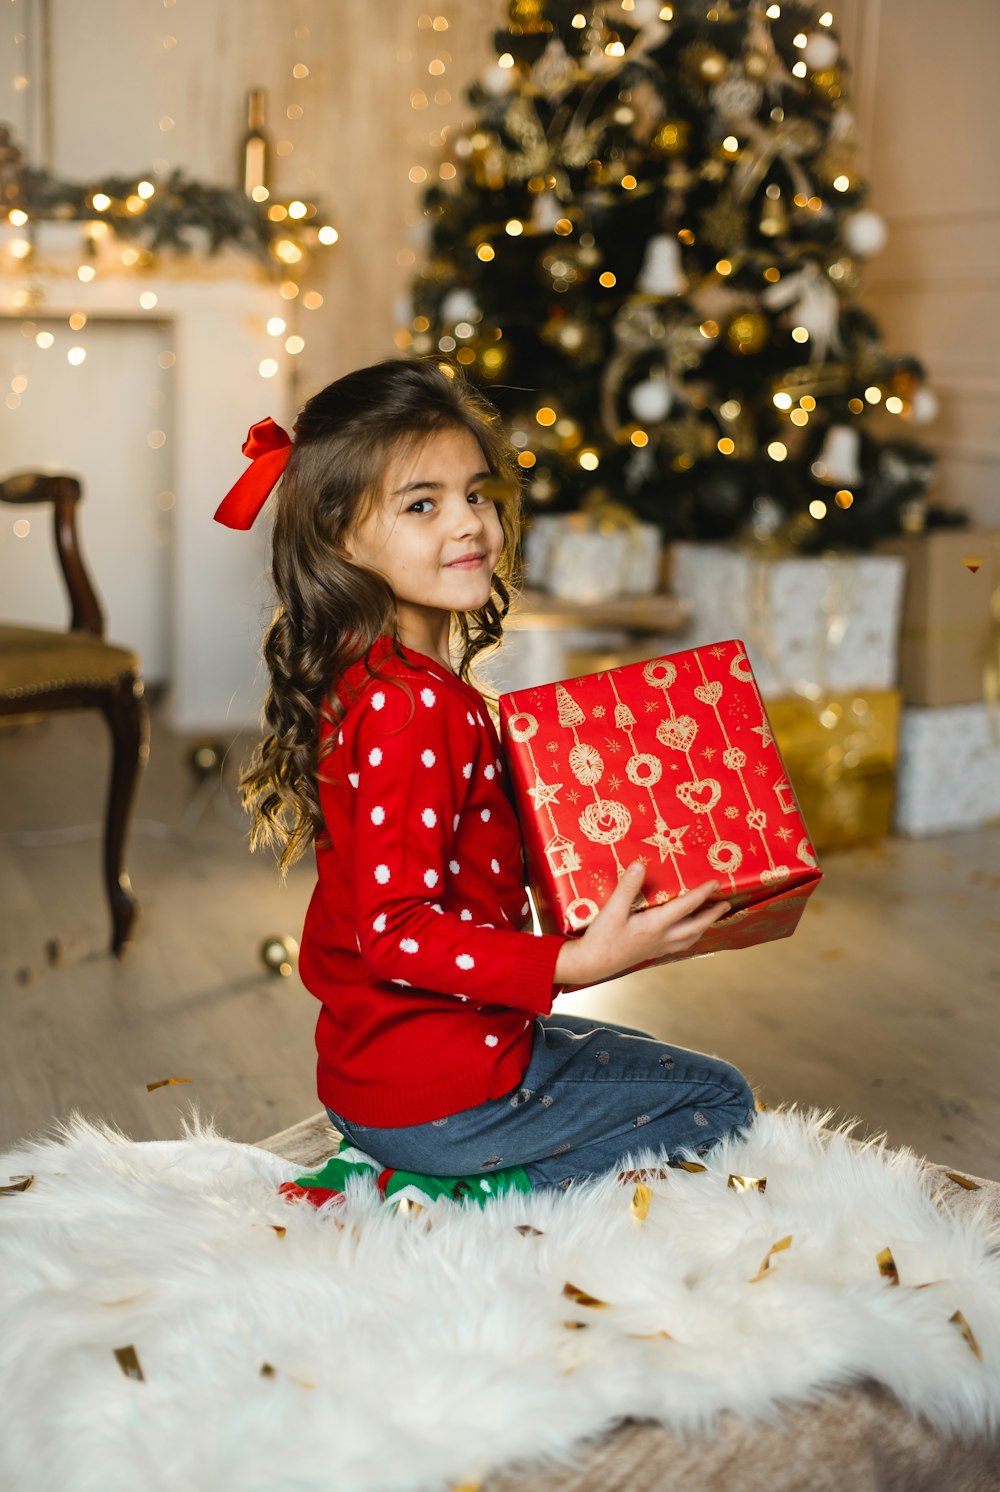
xmin=552 ymin=862 xmax=730 ymax=988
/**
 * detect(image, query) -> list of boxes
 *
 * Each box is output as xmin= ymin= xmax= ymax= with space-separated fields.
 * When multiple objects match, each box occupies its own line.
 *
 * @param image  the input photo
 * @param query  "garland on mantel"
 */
xmin=0 ymin=132 xmax=334 ymax=271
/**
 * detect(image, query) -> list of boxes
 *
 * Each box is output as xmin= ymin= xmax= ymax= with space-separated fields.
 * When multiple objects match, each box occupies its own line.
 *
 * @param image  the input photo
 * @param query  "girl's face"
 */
xmin=342 ymin=424 xmax=505 ymax=658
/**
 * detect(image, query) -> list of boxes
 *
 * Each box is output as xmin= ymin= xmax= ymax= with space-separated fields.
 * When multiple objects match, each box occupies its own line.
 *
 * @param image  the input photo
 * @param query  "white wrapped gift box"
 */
xmin=523 ymin=515 xmax=662 ymax=602
xmin=669 ymin=541 xmax=906 ymax=698
xmin=894 ymin=703 xmax=1000 ymax=837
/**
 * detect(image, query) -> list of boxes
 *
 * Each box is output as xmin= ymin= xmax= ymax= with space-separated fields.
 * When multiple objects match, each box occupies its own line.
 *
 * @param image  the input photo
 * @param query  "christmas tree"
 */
xmin=401 ymin=0 xmax=941 ymax=552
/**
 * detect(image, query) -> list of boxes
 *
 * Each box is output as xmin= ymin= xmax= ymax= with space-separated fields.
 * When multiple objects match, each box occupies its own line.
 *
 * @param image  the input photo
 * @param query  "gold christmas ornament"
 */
xmin=260 ymin=935 xmax=300 ymax=976
xmin=650 ymin=119 xmax=690 ymax=155
xmin=726 ymin=310 xmax=770 ymax=355
xmin=681 ymin=41 xmax=728 ymax=85
xmin=698 ymin=195 xmax=749 ymax=250
xmin=508 ymin=0 xmax=552 ymax=35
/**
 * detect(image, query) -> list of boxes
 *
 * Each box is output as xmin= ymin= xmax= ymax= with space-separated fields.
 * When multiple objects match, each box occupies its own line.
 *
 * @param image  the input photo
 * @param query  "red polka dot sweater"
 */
xmin=299 ymin=636 xmax=567 ymax=1127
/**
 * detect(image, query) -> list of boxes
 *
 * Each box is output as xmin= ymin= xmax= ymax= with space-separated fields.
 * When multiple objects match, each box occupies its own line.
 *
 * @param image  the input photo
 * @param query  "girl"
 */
xmin=220 ymin=357 xmax=755 ymax=1192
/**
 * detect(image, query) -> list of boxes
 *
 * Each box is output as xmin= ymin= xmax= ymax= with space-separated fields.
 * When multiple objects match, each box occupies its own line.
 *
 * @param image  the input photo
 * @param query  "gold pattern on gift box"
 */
xmin=510 ymin=643 xmax=802 ymax=933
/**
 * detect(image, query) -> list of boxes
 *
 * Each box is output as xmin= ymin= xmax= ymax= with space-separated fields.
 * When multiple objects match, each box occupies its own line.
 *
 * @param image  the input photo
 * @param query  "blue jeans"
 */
xmin=326 ymin=1013 xmax=756 ymax=1192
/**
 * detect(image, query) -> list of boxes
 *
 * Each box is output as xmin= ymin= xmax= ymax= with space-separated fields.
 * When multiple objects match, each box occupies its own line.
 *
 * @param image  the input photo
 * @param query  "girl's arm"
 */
xmin=339 ymin=680 xmax=566 ymax=1014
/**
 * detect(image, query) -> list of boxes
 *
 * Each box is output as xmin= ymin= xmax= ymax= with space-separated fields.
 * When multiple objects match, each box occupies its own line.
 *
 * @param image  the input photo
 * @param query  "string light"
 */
xmin=8 ymin=208 xmax=28 ymax=226
xmin=35 ymin=331 xmax=54 ymax=349
xmin=505 ymin=219 xmax=524 ymax=236
xmin=792 ymin=61 xmax=808 ymax=78
xmin=722 ymin=136 xmax=739 ymax=153
xmin=835 ymin=489 xmax=854 ymax=508
xmin=139 ymin=292 xmax=158 ymax=310
xmin=258 ymin=358 xmax=279 ymax=379
xmin=792 ymin=326 xmax=809 ymax=343
xmin=809 ymin=499 xmax=827 ymax=519
xmin=767 ymin=441 xmax=788 ymax=462
xmin=718 ymin=437 xmax=735 ymax=455
xmin=599 ymin=271 xmax=616 ymax=287
xmin=579 ymin=450 xmax=600 ymax=470
xmin=772 ymin=392 xmax=793 ymax=410
xmin=833 ymin=175 xmax=850 ymax=192
xmin=864 ymin=385 xmax=882 ymax=404
xmin=630 ymin=430 xmax=648 ymax=447
xmin=885 ymin=395 xmax=904 ymax=414
xmin=67 ymin=346 xmax=86 ymax=365
xmin=77 ymin=265 xmax=96 ymax=282
xmin=267 ymin=317 xmax=286 ymax=336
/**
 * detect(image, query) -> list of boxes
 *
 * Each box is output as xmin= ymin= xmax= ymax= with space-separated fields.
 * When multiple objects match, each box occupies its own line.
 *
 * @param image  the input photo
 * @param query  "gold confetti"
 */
xmin=950 ymin=1309 xmax=983 ymax=1361
xmin=618 ymin=1166 xmax=672 ymax=1183
xmin=113 ymin=1345 xmax=144 ymax=1381
xmin=145 ymin=1077 xmax=193 ymax=1092
xmin=876 ymin=1247 xmax=900 ymax=1285
xmin=397 ymin=1198 xmax=424 ymax=1217
xmin=515 ymin=1224 xmax=543 ymax=1236
xmin=946 ymin=1172 xmax=981 ymax=1191
xmin=728 ymin=1174 xmax=767 ymax=1193
xmin=1 ymin=1175 xmax=33 ymax=1195
xmin=629 ymin=1182 xmax=653 ymax=1222
xmin=748 ymin=1235 xmax=793 ymax=1283
xmin=269 ymin=1224 xmax=287 ymax=1238
xmin=562 ymin=1319 xmax=591 ymax=1330
xmin=627 ymin=1329 xmax=673 ymax=1341
xmin=289 ymin=1375 xmax=317 ymax=1389
xmin=668 ymin=1159 xmax=708 ymax=1174
xmin=754 ymin=1097 xmax=770 ymax=1111
xmin=961 ymin=555 xmax=985 ymax=574
xmin=563 ymin=1281 xmax=611 ymax=1309
xmin=260 ymin=1362 xmax=277 ymax=1378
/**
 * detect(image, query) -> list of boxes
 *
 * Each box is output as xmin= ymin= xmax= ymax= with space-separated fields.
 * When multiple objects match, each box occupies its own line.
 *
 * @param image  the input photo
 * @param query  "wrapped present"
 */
xmin=874 ymin=528 xmax=1000 ymax=708
xmin=765 ymin=691 xmax=901 ymax=851
xmin=894 ymin=702 xmax=1000 ymax=837
xmin=498 ymin=639 xmax=822 ymax=981
xmin=669 ymin=542 xmax=905 ymax=697
xmin=524 ymin=507 xmax=662 ymax=602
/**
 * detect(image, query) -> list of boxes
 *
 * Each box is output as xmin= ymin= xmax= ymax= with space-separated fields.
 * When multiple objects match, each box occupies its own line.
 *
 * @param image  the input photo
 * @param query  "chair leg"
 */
xmin=100 ymin=674 xmax=150 ymax=956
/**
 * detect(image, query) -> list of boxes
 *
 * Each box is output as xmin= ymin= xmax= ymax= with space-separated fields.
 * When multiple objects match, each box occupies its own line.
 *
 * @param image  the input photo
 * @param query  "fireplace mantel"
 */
xmin=1 ymin=264 xmax=293 ymax=732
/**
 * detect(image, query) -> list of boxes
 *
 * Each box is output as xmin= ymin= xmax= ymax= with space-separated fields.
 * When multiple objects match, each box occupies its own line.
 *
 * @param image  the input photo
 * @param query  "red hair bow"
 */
xmin=213 ymin=417 xmax=293 ymax=530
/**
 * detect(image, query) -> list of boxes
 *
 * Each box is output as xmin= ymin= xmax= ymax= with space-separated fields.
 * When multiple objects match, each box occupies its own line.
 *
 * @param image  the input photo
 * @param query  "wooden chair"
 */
xmin=0 ymin=472 xmax=149 ymax=955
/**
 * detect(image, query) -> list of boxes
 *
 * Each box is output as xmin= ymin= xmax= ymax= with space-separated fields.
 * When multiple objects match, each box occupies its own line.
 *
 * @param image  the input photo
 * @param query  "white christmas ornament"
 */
xmin=481 ymin=62 xmax=515 ymax=97
xmin=636 ymin=234 xmax=686 ymax=296
xmin=440 ymin=288 xmax=479 ymax=325
xmin=802 ymin=32 xmax=839 ymax=70
xmin=843 ymin=210 xmax=889 ymax=259
xmin=814 ymin=424 xmax=861 ymax=485
xmin=907 ymin=386 xmax=940 ymax=425
xmin=629 ymin=375 xmax=674 ymax=423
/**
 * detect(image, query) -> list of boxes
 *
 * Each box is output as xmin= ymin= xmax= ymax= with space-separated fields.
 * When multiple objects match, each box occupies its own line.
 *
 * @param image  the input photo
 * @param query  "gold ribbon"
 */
xmin=730 ymin=116 xmax=822 ymax=205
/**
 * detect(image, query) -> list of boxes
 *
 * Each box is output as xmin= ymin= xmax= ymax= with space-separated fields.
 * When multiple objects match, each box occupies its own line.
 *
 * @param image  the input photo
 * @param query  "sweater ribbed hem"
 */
xmin=319 ymin=1032 xmax=536 ymax=1128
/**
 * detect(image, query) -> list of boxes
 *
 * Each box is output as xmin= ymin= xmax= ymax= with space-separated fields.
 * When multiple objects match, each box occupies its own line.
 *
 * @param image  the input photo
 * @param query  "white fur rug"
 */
xmin=1 ymin=1110 xmax=999 ymax=1492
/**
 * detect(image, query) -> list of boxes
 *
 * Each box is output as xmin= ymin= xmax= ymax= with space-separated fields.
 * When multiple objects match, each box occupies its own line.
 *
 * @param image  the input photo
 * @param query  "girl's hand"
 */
xmin=553 ymin=862 xmax=730 ymax=988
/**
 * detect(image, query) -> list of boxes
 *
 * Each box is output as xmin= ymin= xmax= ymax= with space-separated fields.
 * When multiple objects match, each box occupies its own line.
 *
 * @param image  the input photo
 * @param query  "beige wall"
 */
xmin=838 ymin=0 xmax=1000 ymax=524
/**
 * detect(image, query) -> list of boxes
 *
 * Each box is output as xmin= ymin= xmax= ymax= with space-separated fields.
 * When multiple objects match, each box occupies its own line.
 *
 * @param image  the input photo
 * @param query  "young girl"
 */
xmin=219 ymin=357 xmax=755 ymax=1192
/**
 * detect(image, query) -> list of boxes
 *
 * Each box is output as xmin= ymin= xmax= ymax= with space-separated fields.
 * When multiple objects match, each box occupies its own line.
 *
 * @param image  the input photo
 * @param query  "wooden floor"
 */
xmin=2 ymin=705 xmax=999 ymax=1179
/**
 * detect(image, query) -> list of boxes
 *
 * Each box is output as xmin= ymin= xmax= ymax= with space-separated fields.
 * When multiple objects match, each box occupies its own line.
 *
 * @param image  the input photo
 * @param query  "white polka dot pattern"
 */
xmin=481 ymin=808 xmax=491 ymax=822
xmin=348 ymin=773 xmax=359 ymax=789
xmin=421 ymin=808 xmax=437 ymax=828
xmin=484 ymin=764 xmax=495 ymax=781
xmin=374 ymin=864 xmax=390 ymax=884
xmin=490 ymin=859 xmax=500 ymax=874
xmin=449 ymin=860 xmax=460 ymax=874
xmin=460 ymin=909 xmax=472 ymax=921
xmin=368 ymin=747 xmax=383 ymax=766
xmin=399 ymin=938 xmax=419 ymax=954
xmin=423 ymin=869 xmax=439 ymax=888
xmin=373 ymin=913 xmax=387 ymax=932
xmin=421 ymin=749 xmax=436 ymax=768
xmin=371 ymin=691 xmax=385 ymax=711
xmin=420 ymin=688 xmax=436 ymax=707
xmin=370 ymin=806 xmax=385 ymax=825
xmin=462 ymin=762 xmax=472 ymax=779
xmin=456 ymin=953 xmax=475 ymax=970
xmin=484 ymin=1034 xmax=498 ymax=1047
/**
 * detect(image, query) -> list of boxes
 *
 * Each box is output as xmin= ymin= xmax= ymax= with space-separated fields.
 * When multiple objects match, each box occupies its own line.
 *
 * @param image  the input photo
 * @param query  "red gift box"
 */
xmin=498 ymin=639 xmax=822 ymax=980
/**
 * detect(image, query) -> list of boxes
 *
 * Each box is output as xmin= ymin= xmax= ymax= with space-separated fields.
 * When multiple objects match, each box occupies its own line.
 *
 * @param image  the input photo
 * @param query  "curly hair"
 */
xmin=240 ymin=357 xmax=524 ymax=875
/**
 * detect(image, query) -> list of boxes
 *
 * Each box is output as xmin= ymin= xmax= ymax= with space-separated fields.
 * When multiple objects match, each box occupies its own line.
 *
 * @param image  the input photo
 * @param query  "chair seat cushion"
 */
xmin=0 ymin=624 xmax=140 ymax=698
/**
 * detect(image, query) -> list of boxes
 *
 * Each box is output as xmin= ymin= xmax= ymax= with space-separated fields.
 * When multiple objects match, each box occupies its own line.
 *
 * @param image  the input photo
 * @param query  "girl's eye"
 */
xmin=468 ymin=490 xmax=488 ymax=504
xmin=407 ymin=499 xmax=433 ymax=514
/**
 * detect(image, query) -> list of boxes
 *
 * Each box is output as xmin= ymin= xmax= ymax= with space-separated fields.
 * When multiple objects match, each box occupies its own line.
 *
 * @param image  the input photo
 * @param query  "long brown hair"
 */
xmin=240 ymin=357 xmax=523 ymax=874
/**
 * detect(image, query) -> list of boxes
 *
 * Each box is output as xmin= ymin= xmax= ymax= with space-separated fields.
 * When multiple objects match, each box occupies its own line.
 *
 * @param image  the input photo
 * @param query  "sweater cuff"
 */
xmin=513 ymin=932 xmax=567 ymax=1017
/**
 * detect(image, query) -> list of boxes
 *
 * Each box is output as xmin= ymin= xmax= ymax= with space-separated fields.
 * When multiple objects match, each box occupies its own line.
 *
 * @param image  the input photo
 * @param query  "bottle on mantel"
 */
xmin=241 ymin=88 xmax=270 ymax=199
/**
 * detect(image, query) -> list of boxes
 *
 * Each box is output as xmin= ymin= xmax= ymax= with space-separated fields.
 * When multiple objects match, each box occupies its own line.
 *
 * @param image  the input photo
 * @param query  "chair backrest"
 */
xmin=0 ymin=472 xmax=104 ymax=636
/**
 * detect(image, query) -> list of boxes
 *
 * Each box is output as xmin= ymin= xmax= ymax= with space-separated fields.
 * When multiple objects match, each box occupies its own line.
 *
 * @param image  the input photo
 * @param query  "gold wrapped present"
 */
xmin=766 ymin=691 xmax=901 ymax=850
